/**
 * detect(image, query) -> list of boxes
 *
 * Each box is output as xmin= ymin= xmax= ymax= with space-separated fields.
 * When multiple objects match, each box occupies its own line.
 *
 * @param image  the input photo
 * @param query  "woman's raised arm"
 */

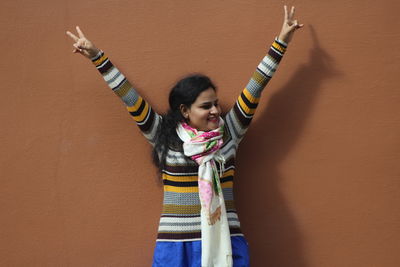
xmin=224 ymin=5 xmax=303 ymax=145
xmin=66 ymin=27 xmax=161 ymax=146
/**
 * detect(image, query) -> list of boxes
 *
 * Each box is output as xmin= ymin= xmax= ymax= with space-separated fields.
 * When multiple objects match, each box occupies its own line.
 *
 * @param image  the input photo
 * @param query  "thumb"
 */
xmin=73 ymin=44 xmax=83 ymax=52
xmin=290 ymin=20 xmax=299 ymax=31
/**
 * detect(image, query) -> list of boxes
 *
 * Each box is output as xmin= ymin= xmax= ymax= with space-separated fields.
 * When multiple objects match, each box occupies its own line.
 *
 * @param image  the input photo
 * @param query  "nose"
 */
xmin=210 ymin=104 xmax=219 ymax=115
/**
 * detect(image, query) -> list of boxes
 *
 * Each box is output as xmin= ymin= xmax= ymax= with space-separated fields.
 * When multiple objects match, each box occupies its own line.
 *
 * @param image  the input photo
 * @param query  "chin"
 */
xmin=207 ymin=123 xmax=219 ymax=131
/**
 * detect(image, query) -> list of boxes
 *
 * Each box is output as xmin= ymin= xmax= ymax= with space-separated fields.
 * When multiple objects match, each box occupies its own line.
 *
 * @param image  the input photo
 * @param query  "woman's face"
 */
xmin=181 ymin=88 xmax=221 ymax=131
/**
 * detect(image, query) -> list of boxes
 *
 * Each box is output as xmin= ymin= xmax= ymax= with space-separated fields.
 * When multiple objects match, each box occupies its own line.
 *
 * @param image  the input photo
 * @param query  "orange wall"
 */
xmin=1 ymin=0 xmax=400 ymax=266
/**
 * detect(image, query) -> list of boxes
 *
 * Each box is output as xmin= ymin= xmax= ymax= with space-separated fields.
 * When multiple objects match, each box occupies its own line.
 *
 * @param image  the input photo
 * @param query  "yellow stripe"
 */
xmin=165 ymin=181 xmax=233 ymax=192
xmin=163 ymin=174 xmax=197 ymax=182
xmin=162 ymin=169 xmax=235 ymax=182
xmin=164 ymin=185 xmax=199 ymax=193
xmin=243 ymin=88 xmax=260 ymax=104
xmin=272 ymin=41 xmax=286 ymax=53
xmin=132 ymin=101 xmax=149 ymax=122
xmin=238 ymin=95 xmax=255 ymax=115
xmin=92 ymin=54 xmax=108 ymax=66
xmin=127 ymin=97 xmax=143 ymax=112
xmin=222 ymin=169 xmax=235 ymax=178
xmin=221 ymin=181 xmax=233 ymax=188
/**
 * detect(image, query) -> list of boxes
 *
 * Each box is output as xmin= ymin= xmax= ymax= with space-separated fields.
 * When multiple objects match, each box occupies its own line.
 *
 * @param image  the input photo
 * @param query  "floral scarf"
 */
xmin=176 ymin=118 xmax=233 ymax=267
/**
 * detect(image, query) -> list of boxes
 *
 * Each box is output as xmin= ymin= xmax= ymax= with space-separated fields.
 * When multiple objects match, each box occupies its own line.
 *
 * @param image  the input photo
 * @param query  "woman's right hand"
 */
xmin=66 ymin=26 xmax=100 ymax=59
xmin=278 ymin=6 xmax=303 ymax=44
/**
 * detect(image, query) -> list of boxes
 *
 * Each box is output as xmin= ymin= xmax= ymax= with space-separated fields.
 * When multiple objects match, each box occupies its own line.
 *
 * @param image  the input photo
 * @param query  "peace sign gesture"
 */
xmin=66 ymin=26 xmax=100 ymax=59
xmin=278 ymin=5 xmax=304 ymax=44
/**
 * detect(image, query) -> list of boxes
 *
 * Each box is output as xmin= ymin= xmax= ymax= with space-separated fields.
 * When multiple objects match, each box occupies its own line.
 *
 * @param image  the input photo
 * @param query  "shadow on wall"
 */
xmin=235 ymin=26 xmax=342 ymax=267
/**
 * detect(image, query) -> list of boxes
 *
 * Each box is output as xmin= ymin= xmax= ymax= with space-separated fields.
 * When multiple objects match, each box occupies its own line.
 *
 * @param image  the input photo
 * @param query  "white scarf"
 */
xmin=176 ymin=119 xmax=232 ymax=267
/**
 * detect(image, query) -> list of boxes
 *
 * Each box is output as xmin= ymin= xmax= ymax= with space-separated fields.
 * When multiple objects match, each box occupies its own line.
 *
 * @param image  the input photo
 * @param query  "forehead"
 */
xmin=193 ymin=88 xmax=218 ymax=104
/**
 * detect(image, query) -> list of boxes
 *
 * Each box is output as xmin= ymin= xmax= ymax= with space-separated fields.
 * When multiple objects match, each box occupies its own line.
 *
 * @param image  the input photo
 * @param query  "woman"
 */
xmin=66 ymin=5 xmax=302 ymax=267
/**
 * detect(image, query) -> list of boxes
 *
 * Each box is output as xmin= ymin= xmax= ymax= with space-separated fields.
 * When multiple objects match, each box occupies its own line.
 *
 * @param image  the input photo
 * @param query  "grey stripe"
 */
xmin=144 ymin=116 xmax=159 ymax=138
xmin=160 ymin=222 xmax=201 ymax=227
xmin=225 ymin=112 xmax=240 ymax=140
xmin=165 ymin=153 xmax=190 ymax=163
xmin=221 ymin=142 xmax=237 ymax=158
xmin=260 ymin=59 xmax=276 ymax=74
xmin=159 ymin=217 xmax=239 ymax=227
xmin=143 ymin=115 xmax=161 ymax=145
xmin=246 ymin=79 xmax=263 ymax=98
xmin=121 ymin=88 xmax=139 ymax=106
xmin=226 ymin=110 xmax=247 ymax=142
xmin=222 ymin=188 xmax=234 ymax=200
xmin=164 ymin=190 xmax=234 ymax=204
xmin=106 ymin=69 xmax=122 ymax=85
xmin=164 ymin=192 xmax=200 ymax=205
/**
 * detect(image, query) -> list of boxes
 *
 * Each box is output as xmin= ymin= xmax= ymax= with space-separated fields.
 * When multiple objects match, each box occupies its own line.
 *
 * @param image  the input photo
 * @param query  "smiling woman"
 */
xmin=66 ymin=5 xmax=302 ymax=267
xmin=180 ymin=87 xmax=221 ymax=132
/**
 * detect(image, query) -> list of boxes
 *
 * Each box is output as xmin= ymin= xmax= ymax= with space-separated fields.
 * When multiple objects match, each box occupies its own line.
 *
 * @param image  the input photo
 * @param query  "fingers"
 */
xmin=284 ymin=5 xmax=302 ymax=30
xmin=73 ymin=42 xmax=89 ymax=53
xmin=72 ymin=46 xmax=89 ymax=57
xmin=284 ymin=5 xmax=296 ymax=21
xmin=292 ymin=20 xmax=299 ymax=30
xmin=284 ymin=5 xmax=288 ymax=20
xmin=291 ymin=20 xmax=304 ymax=31
xmin=65 ymin=26 xmax=86 ymax=43
xmin=72 ymin=46 xmax=81 ymax=54
xmin=67 ymin=26 xmax=92 ymax=58
xmin=73 ymin=43 xmax=82 ymax=52
xmin=290 ymin=6 xmax=295 ymax=19
xmin=76 ymin=26 xmax=85 ymax=38
xmin=66 ymin=31 xmax=79 ymax=42
xmin=294 ymin=20 xmax=304 ymax=29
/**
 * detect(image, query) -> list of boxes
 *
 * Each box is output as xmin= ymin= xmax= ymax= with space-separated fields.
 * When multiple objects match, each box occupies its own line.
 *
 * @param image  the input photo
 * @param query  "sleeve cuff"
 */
xmin=275 ymin=37 xmax=288 ymax=48
xmin=271 ymin=37 xmax=288 ymax=54
xmin=91 ymin=50 xmax=104 ymax=64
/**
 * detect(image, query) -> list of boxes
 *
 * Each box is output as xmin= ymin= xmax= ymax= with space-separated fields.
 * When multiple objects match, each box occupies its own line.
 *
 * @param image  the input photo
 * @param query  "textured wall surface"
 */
xmin=1 ymin=0 xmax=400 ymax=266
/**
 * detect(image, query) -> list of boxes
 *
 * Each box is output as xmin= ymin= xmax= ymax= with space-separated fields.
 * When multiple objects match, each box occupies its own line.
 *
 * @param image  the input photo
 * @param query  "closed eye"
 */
xmin=201 ymin=100 xmax=218 ymax=109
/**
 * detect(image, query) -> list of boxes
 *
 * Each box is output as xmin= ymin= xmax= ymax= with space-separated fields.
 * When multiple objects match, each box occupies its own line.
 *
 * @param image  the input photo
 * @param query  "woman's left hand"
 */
xmin=278 ymin=5 xmax=304 ymax=44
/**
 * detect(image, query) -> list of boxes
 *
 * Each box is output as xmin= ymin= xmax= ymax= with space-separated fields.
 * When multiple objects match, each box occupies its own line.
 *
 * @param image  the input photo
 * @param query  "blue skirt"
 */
xmin=152 ymin=236 xmax=250 ymax=267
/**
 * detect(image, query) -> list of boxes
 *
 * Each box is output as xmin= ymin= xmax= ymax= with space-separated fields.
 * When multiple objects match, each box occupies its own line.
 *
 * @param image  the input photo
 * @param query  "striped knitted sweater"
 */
xmin=91 ymin=38 xmax=287 ymax=242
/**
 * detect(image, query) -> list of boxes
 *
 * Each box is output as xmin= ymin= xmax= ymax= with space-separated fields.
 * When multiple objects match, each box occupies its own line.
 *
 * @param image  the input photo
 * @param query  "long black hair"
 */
xmin=152 ymin=74 xmax=217 ymax=173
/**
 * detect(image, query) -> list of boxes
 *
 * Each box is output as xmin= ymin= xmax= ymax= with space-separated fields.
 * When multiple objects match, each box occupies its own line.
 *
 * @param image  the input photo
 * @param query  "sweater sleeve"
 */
xmin=91 ymin=51 xmax=161 ymax=146
xmin=224 ymin=37 xmax=287 ymax=145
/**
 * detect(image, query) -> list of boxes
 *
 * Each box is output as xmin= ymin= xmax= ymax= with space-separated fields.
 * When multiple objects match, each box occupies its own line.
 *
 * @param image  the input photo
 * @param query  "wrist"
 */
xmin=277 ymin=34 xmax=289 ymax=44
xmin=276 ymin=36 xmax=288 ymax=47
xmin=88 ymin=48 xmax=101 ymax=59
xmin=90 ymin=49 xmax=103 ymax=62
